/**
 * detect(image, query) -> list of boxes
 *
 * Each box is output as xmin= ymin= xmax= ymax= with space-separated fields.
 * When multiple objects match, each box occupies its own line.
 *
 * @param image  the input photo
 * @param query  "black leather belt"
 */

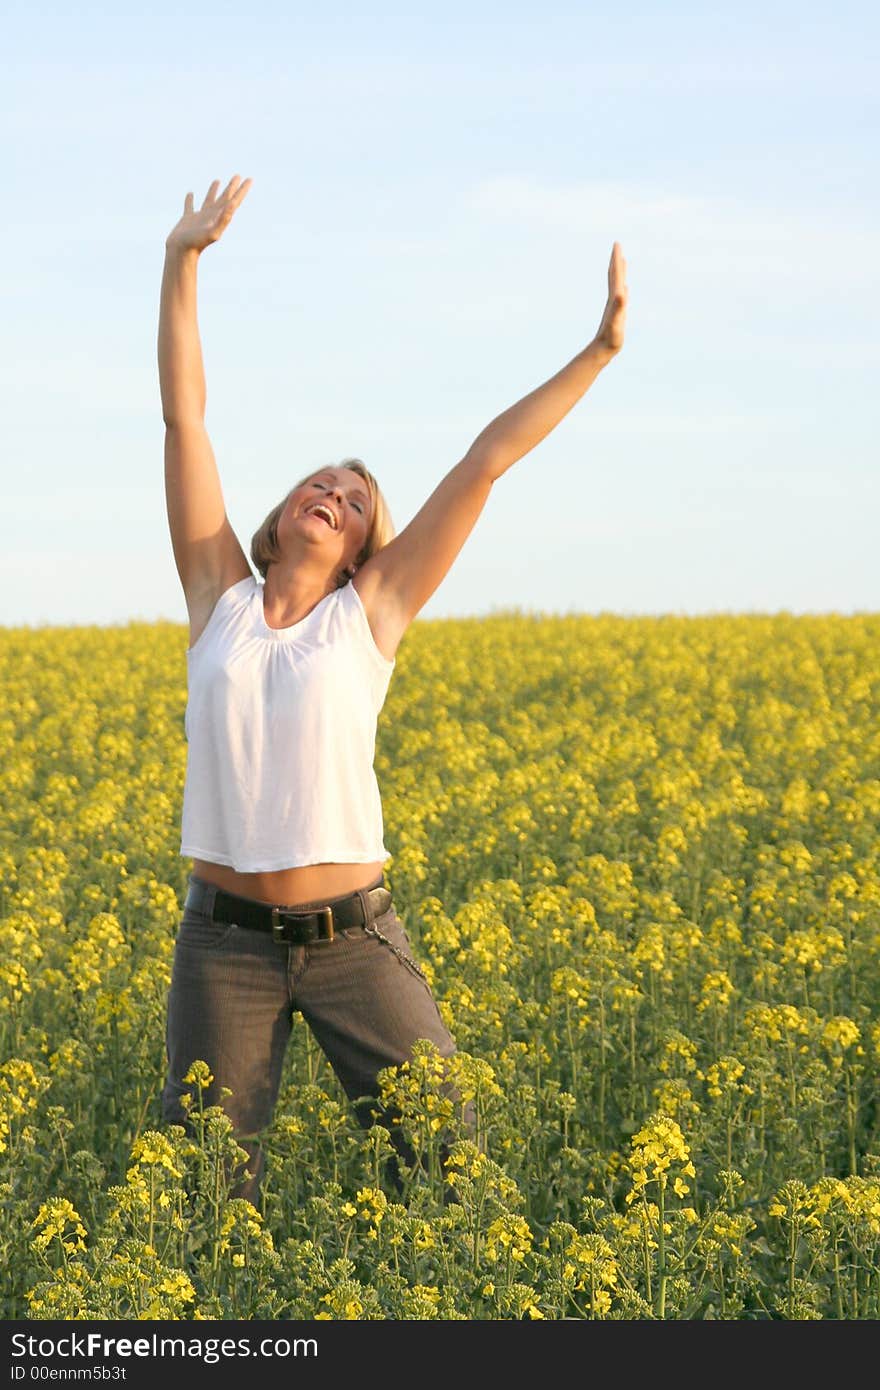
xmin=185 ymin=878 xmax=392 ymax=945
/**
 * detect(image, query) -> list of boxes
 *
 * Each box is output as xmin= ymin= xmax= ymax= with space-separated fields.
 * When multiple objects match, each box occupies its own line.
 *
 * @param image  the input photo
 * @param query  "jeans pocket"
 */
xmin=339 ymin=906 xmax=408 ymax=942
xmin=176 ymin=911 xmax=239 ymax=950
xmin=364 ymin=909 xmax=432 ymax=982
xmin=338 ymin=923 xmax=368 ymax=940
xmin=338 ymin=901 xmax=406 ymax=942
xmin=374 ymin=909 xmax=414 ymax=949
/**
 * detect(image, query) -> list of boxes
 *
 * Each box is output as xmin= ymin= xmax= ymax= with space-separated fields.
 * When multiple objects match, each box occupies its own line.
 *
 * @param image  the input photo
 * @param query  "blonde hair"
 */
xmin=250 ymin=458 xmax=395 ymax=585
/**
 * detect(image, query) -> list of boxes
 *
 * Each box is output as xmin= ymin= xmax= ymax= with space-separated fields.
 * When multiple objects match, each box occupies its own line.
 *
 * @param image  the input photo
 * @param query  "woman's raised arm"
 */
xmin=159 ymin=177 xmax=253 ymax=600
xmin=159 ymin=176 xmax=253 ymax=425
xmin=354 ymin=243 xmax=628 ymax=654
xmin=466 ymin=242 xmax=628 ymax=481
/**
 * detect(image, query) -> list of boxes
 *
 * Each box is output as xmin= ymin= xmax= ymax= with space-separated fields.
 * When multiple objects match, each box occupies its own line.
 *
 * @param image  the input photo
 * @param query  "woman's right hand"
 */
xmin=165 ymin=175 xmax=253 ymax=254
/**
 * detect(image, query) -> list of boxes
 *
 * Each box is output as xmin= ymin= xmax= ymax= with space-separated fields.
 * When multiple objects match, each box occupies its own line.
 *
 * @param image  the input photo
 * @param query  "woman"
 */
xmin=158 ymin=174 xmax=627 ymax=1207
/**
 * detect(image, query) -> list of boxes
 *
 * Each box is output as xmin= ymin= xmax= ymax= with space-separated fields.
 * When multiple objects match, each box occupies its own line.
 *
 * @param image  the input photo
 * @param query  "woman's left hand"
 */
xmin=593 ymin=242 xmax=628 ymax=355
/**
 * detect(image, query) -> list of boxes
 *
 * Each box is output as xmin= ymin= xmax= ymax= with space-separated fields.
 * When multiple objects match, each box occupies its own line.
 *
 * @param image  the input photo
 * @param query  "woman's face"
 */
xmin=280 ymin=467 xmax=373 ymax=577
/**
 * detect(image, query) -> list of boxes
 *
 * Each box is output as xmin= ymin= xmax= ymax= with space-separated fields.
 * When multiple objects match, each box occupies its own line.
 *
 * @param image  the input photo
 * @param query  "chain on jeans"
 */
xmin=363 ymin=919 xmax=430 ymax=983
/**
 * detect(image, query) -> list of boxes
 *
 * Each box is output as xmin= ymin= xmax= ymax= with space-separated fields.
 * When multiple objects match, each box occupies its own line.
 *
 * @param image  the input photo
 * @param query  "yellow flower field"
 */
xmin=1 ymin=609 xmax=879 ymax=1318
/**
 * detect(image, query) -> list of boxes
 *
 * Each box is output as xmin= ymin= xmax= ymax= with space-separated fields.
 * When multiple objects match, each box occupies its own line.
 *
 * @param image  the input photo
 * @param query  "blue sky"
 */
xmin=3 ymin=0 xmax=878 ymax=629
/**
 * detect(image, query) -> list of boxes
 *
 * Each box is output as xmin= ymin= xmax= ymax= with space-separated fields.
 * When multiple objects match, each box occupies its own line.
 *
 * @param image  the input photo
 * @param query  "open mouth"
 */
xmin=305 ymin=504 xmax=338 ymax=530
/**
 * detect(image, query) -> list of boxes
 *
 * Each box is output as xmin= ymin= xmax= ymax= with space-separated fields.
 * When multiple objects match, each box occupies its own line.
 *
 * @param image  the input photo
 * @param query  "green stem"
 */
xmin=657 ymin=1180 xmax=667 ymax=1320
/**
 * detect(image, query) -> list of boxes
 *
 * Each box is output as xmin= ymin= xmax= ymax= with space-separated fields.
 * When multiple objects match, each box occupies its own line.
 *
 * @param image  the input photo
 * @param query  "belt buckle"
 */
xmin=271 ymin=905 xmax=335 ymax=943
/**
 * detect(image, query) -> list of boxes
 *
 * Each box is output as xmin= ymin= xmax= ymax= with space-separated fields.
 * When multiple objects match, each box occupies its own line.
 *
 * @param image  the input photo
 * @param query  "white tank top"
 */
xmin=180 ymin=573 xmax=395 ymax=872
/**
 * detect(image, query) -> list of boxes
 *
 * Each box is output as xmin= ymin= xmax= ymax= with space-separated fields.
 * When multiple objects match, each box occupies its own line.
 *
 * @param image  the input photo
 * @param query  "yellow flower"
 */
xmin=182 ymin=1060 xmax=214 ymax=1089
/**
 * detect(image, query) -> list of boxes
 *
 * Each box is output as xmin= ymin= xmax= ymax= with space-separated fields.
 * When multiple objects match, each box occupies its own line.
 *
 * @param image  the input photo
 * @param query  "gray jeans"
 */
xmin=161 ymin=872 xmax=468 ymax=1204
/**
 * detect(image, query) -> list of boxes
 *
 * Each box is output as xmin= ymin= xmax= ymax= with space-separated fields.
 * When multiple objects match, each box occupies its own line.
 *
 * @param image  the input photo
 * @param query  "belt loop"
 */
xmin=355 ymin=884 xmax=369 ymax=928
xmin=187 ymin=873 xmax=215 ymax=919
xmin=190 ymin=875 xmax=218 ymax=919
xmin=357 ymin=883 xmax=373 ymax=928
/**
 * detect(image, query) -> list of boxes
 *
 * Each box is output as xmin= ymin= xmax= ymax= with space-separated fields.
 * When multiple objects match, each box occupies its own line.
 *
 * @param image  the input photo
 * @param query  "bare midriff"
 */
xmin=190 ymin=858 xmax=387 ymax=908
